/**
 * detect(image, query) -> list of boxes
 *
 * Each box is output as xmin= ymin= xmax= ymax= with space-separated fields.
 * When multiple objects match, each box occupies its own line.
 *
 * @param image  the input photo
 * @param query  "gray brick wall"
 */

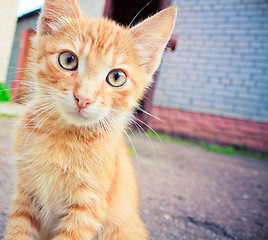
xmin=154 ymin=0 xmax=268 ymax=122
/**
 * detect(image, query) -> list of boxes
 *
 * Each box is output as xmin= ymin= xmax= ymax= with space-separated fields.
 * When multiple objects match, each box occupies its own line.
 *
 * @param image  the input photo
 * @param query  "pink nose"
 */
xmin=73 ymin=93 xmax=94 ymax=110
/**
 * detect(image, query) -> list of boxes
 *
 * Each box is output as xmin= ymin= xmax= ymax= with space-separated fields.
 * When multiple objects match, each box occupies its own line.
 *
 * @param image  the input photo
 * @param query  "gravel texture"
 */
xmin=0 ymin=116 xmax=267 ymax=240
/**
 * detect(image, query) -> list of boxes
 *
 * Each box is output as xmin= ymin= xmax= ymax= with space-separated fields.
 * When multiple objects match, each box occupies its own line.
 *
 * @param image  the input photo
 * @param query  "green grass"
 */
xmin=146 ymin=130 xmax=268 ymax=161
xmin=127 ymin=146 xmax=135 ymax=155
xmin=146 ymin=130 xmax=197 ymax=146
xmin=0 ymin=113 xmax=17 ymax=118
xmin=0 ymin=83 xmax=12 ymax=102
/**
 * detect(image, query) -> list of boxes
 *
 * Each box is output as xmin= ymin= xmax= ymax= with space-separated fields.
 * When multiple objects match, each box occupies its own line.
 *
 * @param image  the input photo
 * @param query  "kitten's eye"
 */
xmin=106 ymin=69 xmax=127 ymax=87
xmin=58 ymin=51 xmax=78 ymax=71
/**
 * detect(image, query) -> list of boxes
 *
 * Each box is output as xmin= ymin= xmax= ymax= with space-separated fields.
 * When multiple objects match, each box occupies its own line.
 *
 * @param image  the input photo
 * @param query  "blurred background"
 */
xmin=0 ymin=1 xmax=268 ymax=240
xmin=0 ymin=0 xmax=267 ymax=151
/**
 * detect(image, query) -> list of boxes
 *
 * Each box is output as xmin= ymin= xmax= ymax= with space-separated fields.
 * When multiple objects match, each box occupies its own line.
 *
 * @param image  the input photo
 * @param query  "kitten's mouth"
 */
xmin=62 ymin=108 xmax=105 ymax=127
xmin=69 ymin=110 xmax=88 ymax=120
xmin=57 ymin=102 xmax=108 ymax=127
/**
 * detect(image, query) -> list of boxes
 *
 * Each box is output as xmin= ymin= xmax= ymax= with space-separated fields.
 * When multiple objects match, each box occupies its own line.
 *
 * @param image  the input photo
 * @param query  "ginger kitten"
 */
xmin=4 ymin=0 xmax=177 ymax=239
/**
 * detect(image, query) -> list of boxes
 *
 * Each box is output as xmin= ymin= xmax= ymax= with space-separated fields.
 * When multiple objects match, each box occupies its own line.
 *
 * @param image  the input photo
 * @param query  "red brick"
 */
xmin=173 ymin=128 xmax=193 ymax=136
xmin=257 ymin=135 xmax=268 ymax=143
xmin=189 ymin=123 xmax=203 ymax=131
xmin=194 ymin=119 xmax=213 ymax=128
xmin=221 ymin=131 xmax=245 ymax=140
xmin=177 ymin=115 xmax=193 ymax=122
xmin=240 ymin=139 xmax=264 ymax=149
xmin=148 ymin=121 xmax=166 ymax=129
xmin=190 ymin=112 xmax=202 ymax=120
xmin=202 ymin=114 xmax=214 ymax=123
xmin=151 ymin=106 xmax=159 ymax=112
xmin=194 ymin=130 xmax=215 ymax=139
xmin=217 ymin=135 xmax=240 ymax=144
xmin=208 ymin=128 xmax=223 ymax=136
xmin=246 ymin=121 xmax=262 ymax=128
xmin=259 ymin=123 xmax=268 ymax=131
xmin=150 ymin=106 xmax=268 ymax=150
xmin=177 ymin=119 xmax=191 ymax=126
xmin=148 ymin=118 xmax=160 ymax=126
xmin=261 ymin=130 xmax=268 ymax=137
xmin=154 ymin=124 xmax=171 ymax=132
xmin=214 ymin=122 xmax=236 ymax=130
xmin=237 ymin=126 xmax=260 ymax=135
xmin=169 ymin=108 xmax=179 ymax=117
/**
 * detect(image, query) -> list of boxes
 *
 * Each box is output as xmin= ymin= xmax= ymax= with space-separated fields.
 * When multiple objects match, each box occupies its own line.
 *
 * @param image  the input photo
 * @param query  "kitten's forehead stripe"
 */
xmin=82 ymin=41 xmax=92 ymax=57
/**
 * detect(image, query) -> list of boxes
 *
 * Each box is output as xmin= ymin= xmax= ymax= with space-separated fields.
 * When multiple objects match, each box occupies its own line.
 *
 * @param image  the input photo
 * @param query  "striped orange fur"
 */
xmin=4 ymin=0 xmax=177 ymax=239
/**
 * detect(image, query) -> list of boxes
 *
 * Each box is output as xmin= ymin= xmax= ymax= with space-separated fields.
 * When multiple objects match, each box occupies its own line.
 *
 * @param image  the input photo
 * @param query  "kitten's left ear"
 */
xmin=130 ymin=6 xmax=178 ymax=76
xmin=38 ymin=0 xmax=81 ymax=36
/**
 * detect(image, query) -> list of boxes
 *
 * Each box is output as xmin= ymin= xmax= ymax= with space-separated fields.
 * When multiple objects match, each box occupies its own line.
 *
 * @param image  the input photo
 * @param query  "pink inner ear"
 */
xmin=140 ymin=42 xmax=163 ymax=73
xmin=130 ymin=7 xmax=177 ymax=75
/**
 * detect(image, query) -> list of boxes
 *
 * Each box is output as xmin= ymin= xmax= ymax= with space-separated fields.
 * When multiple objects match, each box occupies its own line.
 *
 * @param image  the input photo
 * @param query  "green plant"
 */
xmin=127 ymin=146 xmax=135 ymax=155
xmin=0 ymin=83 xmax=12 ymax=102
xmin=0 ymin=113 xmax=17 ymax=118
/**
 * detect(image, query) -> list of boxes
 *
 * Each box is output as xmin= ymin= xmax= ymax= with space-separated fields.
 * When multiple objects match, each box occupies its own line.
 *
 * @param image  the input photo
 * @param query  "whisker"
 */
xmin=18 ymin=102 xmax=55 ymax=135
xmin=128 ymin=0 xmax=153 ymax=27
xmin=136 ymin=106 xmax=165 ymax=124
xmin=107 ymin=112 xmax=138 ymax=161
xmin=129 ymin=117 xmax=156 ymax=150
xmin=133 ymin=116 xmax=162 ymax=143
xmin=23 ymin=106 xmax=56 ymax=149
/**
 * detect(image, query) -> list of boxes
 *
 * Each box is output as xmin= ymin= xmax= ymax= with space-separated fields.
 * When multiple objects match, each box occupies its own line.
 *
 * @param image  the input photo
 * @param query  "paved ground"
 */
xmin=0 ymin=116 xmax=267 ymax=240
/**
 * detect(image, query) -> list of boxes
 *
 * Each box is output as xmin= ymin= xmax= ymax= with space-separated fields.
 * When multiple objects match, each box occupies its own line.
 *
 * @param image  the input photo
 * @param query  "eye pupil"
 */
xmin=67 ymin=55 xmax=74 ymax=64
xmin=114 ymin=72 xmax=120 ymax=80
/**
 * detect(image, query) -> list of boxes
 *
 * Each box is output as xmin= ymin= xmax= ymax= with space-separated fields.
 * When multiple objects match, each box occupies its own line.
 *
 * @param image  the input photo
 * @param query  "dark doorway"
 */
xmin=111 ymin=0 xmax=160 ymax=26
xmin=103 ymin=0 xmax=171 ymax=124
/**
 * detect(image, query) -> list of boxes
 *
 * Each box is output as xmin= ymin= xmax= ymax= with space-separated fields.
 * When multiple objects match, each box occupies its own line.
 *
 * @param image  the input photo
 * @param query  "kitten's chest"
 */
xmin=18 ymin=141 xmax=99 ymax=203
xmin=19 ymin=146 xmax=101 ymax=229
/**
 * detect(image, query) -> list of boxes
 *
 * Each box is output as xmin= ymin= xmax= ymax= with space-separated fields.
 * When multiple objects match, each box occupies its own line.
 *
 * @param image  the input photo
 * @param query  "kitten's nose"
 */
xmin=73 ymin=93 xmax=94 ymax=110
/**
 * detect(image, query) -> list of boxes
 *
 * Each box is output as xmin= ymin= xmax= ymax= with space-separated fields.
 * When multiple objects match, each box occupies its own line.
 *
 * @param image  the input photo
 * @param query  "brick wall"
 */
xmin=150 ymin=0 xmax=268 ymax=149
xmin=149 ymin=106 xmax=268 ymax=150
xmin=0 ymin=0 xmax=18 ymax=83
xmin=154 ymin=0 xmax=268 ymax=122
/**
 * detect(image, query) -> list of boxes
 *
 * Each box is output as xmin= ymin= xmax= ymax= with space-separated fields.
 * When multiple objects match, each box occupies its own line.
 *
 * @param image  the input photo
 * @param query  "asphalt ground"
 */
xmin=0 ymin=116 xmax=267 ymax=240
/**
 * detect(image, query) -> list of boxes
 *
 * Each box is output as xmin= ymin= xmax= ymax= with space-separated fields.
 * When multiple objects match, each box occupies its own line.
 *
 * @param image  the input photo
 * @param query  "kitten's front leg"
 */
xmin=4 ymin=189 xmax=39 ymax=240
xmin=52 ymin=203 xmax=103 ymax=240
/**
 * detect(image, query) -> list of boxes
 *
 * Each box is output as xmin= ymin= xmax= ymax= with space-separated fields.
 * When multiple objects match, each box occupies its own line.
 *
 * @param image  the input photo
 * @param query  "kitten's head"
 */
xmin=34 ymin=0 xmax=177 ymax=129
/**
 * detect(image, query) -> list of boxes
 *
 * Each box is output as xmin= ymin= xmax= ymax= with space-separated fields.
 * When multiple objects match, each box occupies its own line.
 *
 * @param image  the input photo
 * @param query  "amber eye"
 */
xmin=106 ymin=69 xmax=127 ymax=87
xmin=58 ymin=51 xmax=78 ymax=71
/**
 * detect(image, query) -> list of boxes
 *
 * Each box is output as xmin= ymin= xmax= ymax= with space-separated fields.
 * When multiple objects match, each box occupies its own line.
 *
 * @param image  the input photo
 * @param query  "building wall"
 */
xmin=154 ymin=0 xmax=268 ymax=122
xmin=0 ymin=0 xmax=18 ymax=83
xmin=150 ymin=0 xmax=268 ymax=149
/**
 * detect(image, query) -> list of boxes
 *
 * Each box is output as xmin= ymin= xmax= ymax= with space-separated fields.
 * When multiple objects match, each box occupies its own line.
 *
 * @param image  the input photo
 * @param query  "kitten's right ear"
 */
xmin=38 ymin=0 xmax=81 ymax=36
xmin=130 ymin=6 xmax=177 ymax=76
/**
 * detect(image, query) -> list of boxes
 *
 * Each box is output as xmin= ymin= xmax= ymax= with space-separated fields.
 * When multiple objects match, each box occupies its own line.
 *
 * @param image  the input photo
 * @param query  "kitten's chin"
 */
xmin=58 ymin=108 xmax=107 ymax=128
